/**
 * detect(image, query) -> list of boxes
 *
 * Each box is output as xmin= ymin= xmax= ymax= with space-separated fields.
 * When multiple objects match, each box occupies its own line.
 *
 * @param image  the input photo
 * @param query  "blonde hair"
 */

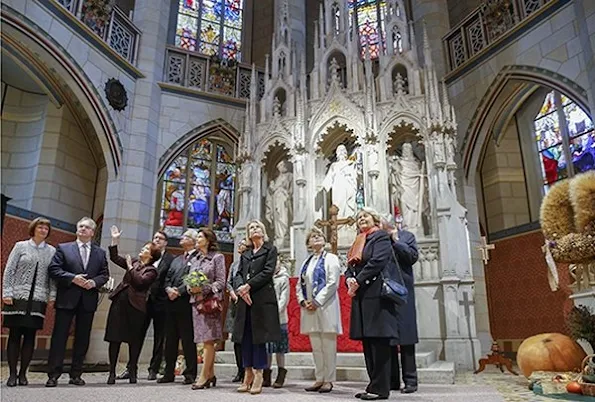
xmin=356 ymin=207 xmax=382 ymax=227
xmin=246 ymin=219 xmax=269 ymax=243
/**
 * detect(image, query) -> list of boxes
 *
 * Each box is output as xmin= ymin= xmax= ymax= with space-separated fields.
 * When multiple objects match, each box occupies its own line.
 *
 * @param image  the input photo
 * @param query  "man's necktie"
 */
xmin=81 ymin=244 xmax=88 ymax=269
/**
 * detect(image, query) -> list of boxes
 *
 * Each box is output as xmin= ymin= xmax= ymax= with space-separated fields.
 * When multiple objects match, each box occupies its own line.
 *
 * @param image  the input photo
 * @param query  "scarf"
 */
xmin=300 ymin=252 xmax=326 ymax=301
xmin=347 ymin=226 xmax=380 ymax=266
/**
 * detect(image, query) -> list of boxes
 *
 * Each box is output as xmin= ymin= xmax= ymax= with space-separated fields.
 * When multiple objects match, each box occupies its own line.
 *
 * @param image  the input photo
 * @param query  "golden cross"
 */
xmin=477 ymin=236 xmax=495 ymax=264
xmin=314 ymin=204 xmax=355 ymax=254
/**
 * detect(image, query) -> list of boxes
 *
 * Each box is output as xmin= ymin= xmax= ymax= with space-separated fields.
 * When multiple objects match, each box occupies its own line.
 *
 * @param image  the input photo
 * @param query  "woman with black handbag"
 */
xmin=189 ymin=228 xmax=226 ymax=390
xmin=345 ymin=207 xmax=402 ymax=401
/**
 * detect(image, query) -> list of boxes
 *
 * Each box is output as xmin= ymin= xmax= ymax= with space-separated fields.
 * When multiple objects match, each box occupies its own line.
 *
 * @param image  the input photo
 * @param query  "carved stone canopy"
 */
xmin=316 ymin=121 xmax=357 ymax=159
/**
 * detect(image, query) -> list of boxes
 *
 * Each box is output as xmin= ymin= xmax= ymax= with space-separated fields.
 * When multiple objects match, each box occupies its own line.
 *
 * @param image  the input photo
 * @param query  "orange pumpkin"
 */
xmin=566 ymin=381 xmax=582 ymax=394
xmin=517 ymin=333 xmax=587 ymax=377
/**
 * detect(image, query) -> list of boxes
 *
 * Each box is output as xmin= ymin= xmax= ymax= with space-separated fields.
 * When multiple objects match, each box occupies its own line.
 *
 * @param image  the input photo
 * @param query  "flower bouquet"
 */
xmin=183 ymin=271 xmax=209 ymax=295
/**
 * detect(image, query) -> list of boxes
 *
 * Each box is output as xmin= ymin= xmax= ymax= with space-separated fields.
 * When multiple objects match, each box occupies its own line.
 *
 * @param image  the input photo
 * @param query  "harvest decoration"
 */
xmin=540 ymin=171 xmax=595 ymax=265
xmin=516 ymin=333 xmax=586 ymax=378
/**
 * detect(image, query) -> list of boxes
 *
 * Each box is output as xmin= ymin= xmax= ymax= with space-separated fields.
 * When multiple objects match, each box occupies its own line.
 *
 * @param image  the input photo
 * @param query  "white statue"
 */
xmin=265 ymin=160 xmax=293 ymax=248
xmin=321 ymin=144 xmax=358 ymax=218
xmin=445 ymin=135 xmax=456 ymax=166
xmin=390 ymin=143 xmax=426 ymax=234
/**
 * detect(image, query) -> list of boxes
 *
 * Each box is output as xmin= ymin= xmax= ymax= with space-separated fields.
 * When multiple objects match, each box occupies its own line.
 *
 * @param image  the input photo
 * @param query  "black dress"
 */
xmin=104 ymin=288 xmax=146 ymax=343
xmin=3 ymin=264 xmax=44 ymax=330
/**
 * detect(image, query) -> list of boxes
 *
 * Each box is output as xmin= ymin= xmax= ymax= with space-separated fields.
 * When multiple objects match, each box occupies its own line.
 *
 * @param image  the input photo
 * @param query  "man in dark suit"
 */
xmin=46 ymin=217 xmax=109 ymax=387
xmin=117 ymin=230 xmax=174 ymax=381
xmin=158 ymin=229 xmax=199 ymax=384
xmin=386 ymin=223 xmax=419 ymax=394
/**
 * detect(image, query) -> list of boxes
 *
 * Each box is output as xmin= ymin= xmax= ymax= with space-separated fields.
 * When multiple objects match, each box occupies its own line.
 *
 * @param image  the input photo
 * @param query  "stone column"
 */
xmin=86 ymin=0 xmax=171 ymax=364
xmin=411 ymin=0 xmax=450 ymax=79
xmin=573 ymin=0 xmax=595 ymax=117
xmin=275 ymin=0 xmax=307 ymax=56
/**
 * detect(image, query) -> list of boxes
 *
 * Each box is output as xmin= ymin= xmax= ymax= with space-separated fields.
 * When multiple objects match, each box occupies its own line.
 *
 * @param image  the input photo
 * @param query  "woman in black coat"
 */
xmin=346 ymin=208 xmax=401 ymax=401
xmin=233 ymin=220 xmax=281 ymax=395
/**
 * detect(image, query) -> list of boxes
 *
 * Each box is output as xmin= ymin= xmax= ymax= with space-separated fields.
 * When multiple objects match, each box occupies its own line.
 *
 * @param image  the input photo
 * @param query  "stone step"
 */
xmin=199 ymin=361 xmax=455 ymax=384
xmin=215 ymin=349 xmax=437 ymax=369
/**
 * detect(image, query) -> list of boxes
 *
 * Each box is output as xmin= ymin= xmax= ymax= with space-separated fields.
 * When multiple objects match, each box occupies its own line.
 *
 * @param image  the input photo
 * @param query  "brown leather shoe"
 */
xmin=305 ymin=382 xmax=324 ymax=392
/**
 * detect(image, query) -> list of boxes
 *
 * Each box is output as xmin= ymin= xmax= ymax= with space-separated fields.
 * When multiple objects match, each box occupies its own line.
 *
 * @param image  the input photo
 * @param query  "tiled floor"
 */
xmin=0 ymin=363 xmax=584 ymax=402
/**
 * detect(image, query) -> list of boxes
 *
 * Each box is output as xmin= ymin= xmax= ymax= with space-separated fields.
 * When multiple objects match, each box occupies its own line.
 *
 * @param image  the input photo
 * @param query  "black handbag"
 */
xmin=380 ymin=249 xmax=409 ymax=306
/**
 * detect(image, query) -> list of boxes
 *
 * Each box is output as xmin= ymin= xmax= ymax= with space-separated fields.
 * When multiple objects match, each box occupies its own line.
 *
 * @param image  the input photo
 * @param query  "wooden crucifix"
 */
xmin=314 ymin=204 xmax=356 ymax=254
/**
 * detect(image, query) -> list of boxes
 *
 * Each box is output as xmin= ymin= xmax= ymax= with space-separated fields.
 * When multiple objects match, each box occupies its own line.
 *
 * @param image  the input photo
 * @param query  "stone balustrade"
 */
xmin=56 ymin=0 xmax=140 ymax=64
xmin=164 ymin=46 xmax=266 ymax=100
xmin=443 ymin=0 xmax=556 ymax=73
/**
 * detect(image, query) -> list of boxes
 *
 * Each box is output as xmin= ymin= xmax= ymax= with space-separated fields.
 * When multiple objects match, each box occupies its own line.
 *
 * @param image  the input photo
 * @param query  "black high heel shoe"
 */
xmin=6 ymin=375 xmax=17 ymax=387
xmin=18 ymin=374 xmax=28 ymax=386
xmin=191 ymin=378 xmax=211 ymax=390
xmin=209 ymin=376 xmax=217 ymax=387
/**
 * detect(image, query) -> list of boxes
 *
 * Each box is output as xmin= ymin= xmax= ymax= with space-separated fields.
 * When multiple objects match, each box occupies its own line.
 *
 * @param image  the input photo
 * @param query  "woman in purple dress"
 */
xmin=189 ymin=228 xmax=226 ymax=390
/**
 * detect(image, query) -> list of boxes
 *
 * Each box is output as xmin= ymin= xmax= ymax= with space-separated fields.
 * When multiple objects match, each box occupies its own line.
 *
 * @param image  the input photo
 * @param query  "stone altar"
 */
xmin=232 ymin=0 xmax=481 ymax=370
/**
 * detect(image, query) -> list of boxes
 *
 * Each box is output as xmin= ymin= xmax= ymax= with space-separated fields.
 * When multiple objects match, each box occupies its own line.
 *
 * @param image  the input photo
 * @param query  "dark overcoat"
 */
xmin=392 ymin=230 xmax=419 ymax=345
xmin=232 ymin=242 xmax=281 ymax=345
xmin=346 ymin=230 xmax=400 ymax=341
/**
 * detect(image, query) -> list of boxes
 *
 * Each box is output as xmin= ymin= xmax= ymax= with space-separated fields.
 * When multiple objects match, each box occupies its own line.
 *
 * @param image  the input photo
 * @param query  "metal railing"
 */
xmin=56 ymin=0 xmax=140 ymax=64
xmin=443 ymin=0 xmax=554 ymax=72
xmin=164 ymin=46 xmax=266 ymax=100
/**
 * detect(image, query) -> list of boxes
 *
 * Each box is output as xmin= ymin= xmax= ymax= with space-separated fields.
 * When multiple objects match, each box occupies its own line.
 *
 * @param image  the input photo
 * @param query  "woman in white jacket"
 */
xmin=296 ymin=227 xmax=342 ymax=393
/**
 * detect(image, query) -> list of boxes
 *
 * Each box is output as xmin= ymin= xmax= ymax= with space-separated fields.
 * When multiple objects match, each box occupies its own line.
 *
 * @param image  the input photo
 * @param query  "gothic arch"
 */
xmin=2 ymin=5 xmax=123 ymax=178
xmin=462 ymin=65 xmax=590 ymax=180
xmin=157 ymin=119 xmax=240 ymax=177
xmin=378 ymin=112 xmax=423 ymax=141
xmin=256 ymin=132 xmax=293 ymax=164
xmin=311 ymin=117 xmax=361 ymax=153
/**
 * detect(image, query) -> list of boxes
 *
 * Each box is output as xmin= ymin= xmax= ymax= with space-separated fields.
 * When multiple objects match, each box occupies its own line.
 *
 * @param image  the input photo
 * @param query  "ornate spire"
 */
xmin=422 ymin=19 xmax=432 ymax=68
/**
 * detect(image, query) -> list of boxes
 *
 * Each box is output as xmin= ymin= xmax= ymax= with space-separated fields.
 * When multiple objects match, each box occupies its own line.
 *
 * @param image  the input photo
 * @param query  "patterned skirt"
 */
xmin=266 ymin=324 xmax=289 ymax=354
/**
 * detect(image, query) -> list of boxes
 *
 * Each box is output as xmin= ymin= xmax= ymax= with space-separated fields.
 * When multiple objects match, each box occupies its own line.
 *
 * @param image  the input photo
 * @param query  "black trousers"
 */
xmin=163 ymin=304 xmax=197 ymax=380
xmin=390 ymin=344 xmax=418 ymax=389
xmin=131 ymin=299 xmax=166 ymax=373
xmin=47 ymin=306 xmax=95 ymax=379
xmin=362 ymin=338 xmax=392 ymax=398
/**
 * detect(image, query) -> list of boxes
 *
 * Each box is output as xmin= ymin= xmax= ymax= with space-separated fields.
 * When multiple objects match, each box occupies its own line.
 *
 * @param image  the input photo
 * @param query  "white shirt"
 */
xmin=153 ymin=250 xmax=165 ymax=268
xmin=76 ymin=239 xmax=91 ymax=268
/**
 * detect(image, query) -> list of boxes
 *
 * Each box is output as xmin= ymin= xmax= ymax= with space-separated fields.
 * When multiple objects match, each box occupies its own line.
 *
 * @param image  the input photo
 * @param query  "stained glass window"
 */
xmin=534 ymin=90 xmax=595 ymax=192
xmin=348 ymin=0 xmax=388 ymax=59
xmin=159 ymin=137 xmax=237 ymax=243
xmin=174 ymin=0 xmax=244 ymax=60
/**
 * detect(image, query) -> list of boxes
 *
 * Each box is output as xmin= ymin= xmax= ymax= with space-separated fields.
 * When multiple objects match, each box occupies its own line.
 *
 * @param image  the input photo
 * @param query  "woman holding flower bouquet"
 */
xmin=105 ymin=226 xmax=160 ymax=385
xmin=188 ymin=228 xmax=226 ymax=390
xmin=233 ymin=220 xmax=281 ymax=395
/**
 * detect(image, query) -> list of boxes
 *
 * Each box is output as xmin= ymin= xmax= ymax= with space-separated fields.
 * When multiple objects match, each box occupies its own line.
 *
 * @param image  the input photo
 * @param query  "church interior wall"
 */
xmin=250 ymin=0 xmax=275 ymax=67
xmin=447 ymin=1 xmax=595 ymax=356
xmin=480 ymin=119 xmax=530 ymax=235
xmin=30 ymin=103 xmax=101 ymax=224
xmin=446 ymin=0 xmax=482 ymax=29
xmin=158 ymin=93 xmax=244 ymax=158
xmin=449 ymin=2 xmax=591 ymax=153
xmin=0 ymin=86 xmax=49 ymax=211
